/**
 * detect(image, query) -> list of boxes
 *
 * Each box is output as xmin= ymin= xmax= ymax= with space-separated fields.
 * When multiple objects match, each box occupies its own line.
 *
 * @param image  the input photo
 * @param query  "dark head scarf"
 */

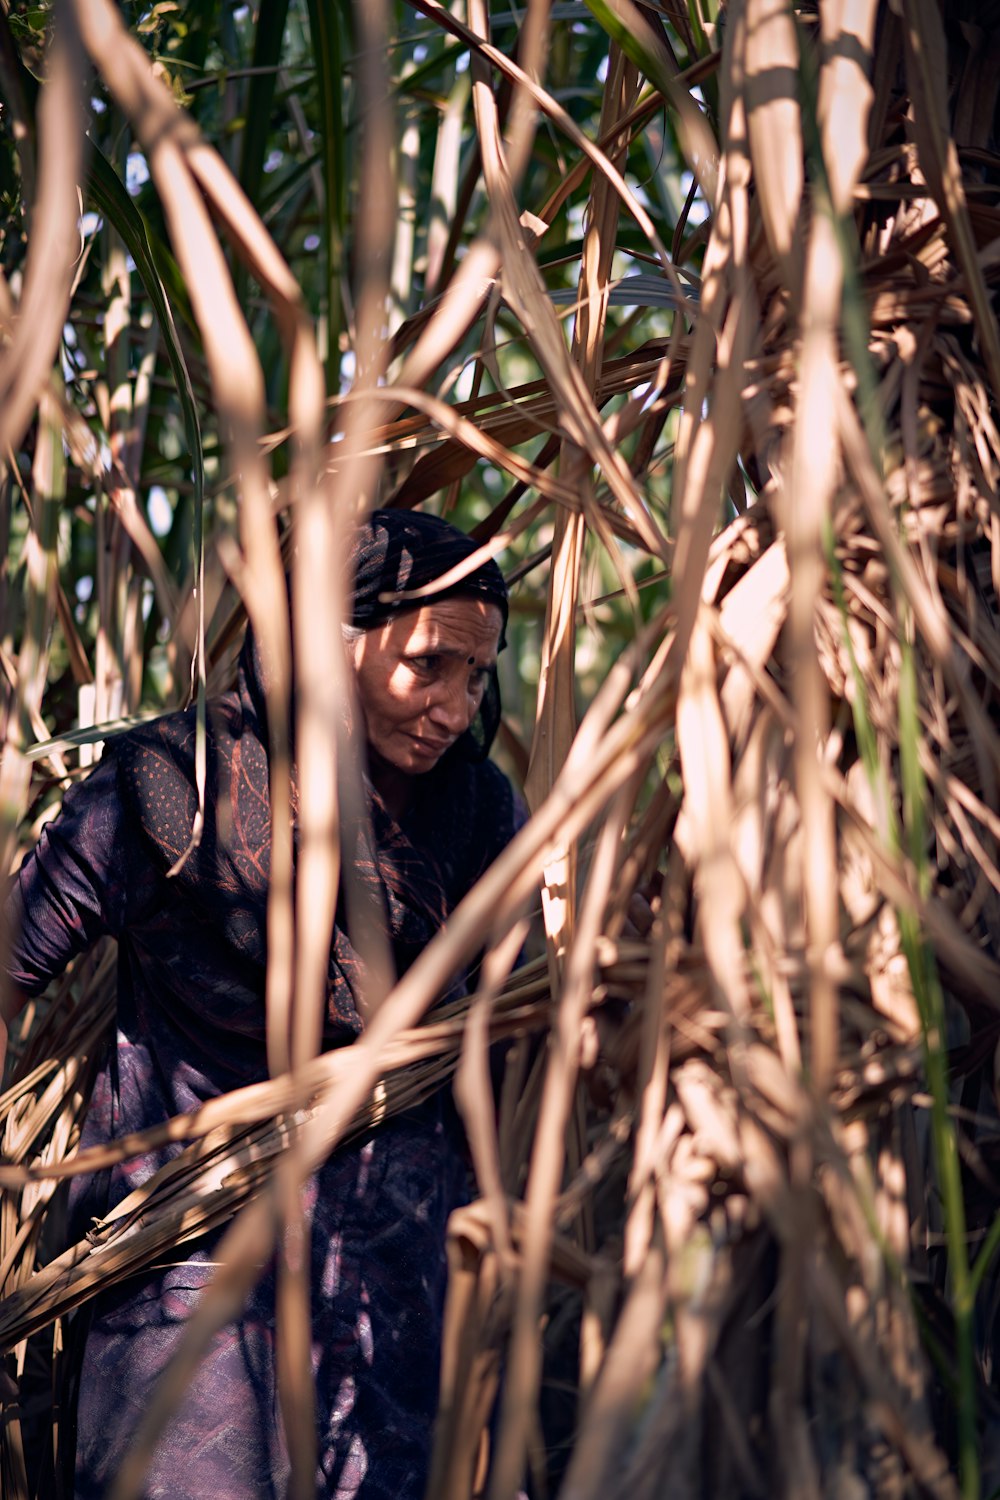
xmin=349 ymin=509 xmax=508 ymax=761
xmin=115 ymin=509 xmax=518 ymax=1044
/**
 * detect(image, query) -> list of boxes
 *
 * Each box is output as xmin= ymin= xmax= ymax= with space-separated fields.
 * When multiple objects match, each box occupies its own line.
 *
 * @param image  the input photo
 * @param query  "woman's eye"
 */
xmin=469 ymin=668 xmax=489 ymax=693
xmin=408 ymin=654 xmax=439 ymax=673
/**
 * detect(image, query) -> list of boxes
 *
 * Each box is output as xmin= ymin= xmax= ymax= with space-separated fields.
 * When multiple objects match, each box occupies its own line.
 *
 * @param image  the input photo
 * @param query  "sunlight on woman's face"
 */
xmin=349 ymin=596 xmax=503 ymax=781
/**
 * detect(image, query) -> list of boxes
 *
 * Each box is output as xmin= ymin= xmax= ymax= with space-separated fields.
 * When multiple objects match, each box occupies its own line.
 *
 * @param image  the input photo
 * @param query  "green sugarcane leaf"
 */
xmin=305 ymin=0 xmax=347 ymax=389
xmin=236 ymin=0 xmax=291 ymax=304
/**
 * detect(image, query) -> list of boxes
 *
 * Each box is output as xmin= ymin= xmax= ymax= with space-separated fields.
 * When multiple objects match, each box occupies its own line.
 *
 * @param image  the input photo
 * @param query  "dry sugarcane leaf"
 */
xmin=0 ymin=982 xmax=557 ymax=1193
xmin=389 ymin=341 xmax=688 ymax=509
xmin=490 ymin=783 xmax=637 ymax=1500
xmin=0 ymin=388 xmax=64 ymax=880
xmin=0 ymin=27 xmax=82 ymax=457
xmin=783 ymin=212 xmax=842 ymax=1089
xmin=817 ymin=0 xmax=879 ymax=216
xmin=715 ymin=537 xmax=789 ymax=746
xmin=624 ymin=909 xmax=672 ymax=1279
xmin=363 ymin=384 xmax=579 ymax=509
xmin=669 ymin=2 xmax=757 ymax=682
xmin=744 ymin=0 xmax=804 ymax=281
xmin=676 ymin=613 xmax=751 ymax=1023
xmin=387 ymin=0 xmax=693 ymax=418
xmin=273 ymin=8 xmax=397 ymax=1476
xmin=429 ymin=1220 xmax=502 ymax=1500
xmin=523 ymin=43 xmax=642 ymax=904
xmin=556 ymin=1225 xmax=669 ymax=1500
xmin=453 ymin=922 xmax=531 ymax=1271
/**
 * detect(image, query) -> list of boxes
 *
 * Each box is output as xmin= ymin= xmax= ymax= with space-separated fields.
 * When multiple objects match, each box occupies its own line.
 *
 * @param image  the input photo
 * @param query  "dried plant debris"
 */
xmin=5 ymin=0 xmax=1000 ymax=1496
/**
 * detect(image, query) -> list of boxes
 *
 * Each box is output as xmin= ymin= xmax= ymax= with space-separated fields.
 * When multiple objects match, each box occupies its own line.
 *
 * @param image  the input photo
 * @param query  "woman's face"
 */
xmin=349 ymin=596 xmax=504 ymax=780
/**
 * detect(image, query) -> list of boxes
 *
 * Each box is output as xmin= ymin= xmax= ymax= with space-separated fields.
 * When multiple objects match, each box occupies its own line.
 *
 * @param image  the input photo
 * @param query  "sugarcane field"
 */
xmin=4 ymin=2 xmax=1000 ymax=1497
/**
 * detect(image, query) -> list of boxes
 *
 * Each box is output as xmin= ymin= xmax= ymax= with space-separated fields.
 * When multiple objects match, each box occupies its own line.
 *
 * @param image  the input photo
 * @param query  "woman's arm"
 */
xmin=3 ymin=753 xmax=132 ymax=1064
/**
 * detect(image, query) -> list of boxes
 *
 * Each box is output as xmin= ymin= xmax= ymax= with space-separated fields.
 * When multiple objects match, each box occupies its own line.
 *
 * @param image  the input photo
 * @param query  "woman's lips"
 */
xmin=407 ymin=733 xmax=452 ymax=757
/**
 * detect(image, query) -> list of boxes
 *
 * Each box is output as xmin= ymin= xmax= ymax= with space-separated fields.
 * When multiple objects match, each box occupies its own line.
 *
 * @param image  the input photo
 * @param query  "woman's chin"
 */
xmin=395 ymin=734 xmax=453 ymax=772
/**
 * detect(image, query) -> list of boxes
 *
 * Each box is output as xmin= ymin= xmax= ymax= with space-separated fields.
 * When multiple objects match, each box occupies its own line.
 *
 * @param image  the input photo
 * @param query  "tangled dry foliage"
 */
xmin=6 ymin=0 xmax=1000 ymax=1496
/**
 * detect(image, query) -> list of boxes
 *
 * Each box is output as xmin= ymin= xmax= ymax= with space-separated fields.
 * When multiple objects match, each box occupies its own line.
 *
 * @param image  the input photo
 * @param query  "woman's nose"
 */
xmin=428 ymin=678 xmax=473 ymax=734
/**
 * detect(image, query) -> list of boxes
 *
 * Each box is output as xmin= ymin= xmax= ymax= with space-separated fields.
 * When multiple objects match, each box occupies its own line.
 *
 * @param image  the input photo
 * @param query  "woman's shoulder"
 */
xmin=111 ymin=705 xmax=198 ymax=770
xmin=110 ymin=695 xmax=242 ymax=784
xmin=107 ymin=695 xmax=246 ymax=877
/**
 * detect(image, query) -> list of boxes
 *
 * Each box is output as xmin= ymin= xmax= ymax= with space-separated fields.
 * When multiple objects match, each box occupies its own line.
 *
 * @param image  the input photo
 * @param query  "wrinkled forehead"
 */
xmin=366 ymin=596 xmax=504 ymax=654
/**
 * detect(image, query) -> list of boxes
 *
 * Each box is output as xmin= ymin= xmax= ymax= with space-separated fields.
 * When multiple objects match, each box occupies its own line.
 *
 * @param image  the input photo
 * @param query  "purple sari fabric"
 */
xmin=5 ymin=623 xmax=519 ymax=1499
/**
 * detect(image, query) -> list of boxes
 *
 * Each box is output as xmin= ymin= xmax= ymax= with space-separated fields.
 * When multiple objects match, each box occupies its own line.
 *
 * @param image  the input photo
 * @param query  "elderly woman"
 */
xmin=2 ymin=509 xmax=520 ymax=1499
